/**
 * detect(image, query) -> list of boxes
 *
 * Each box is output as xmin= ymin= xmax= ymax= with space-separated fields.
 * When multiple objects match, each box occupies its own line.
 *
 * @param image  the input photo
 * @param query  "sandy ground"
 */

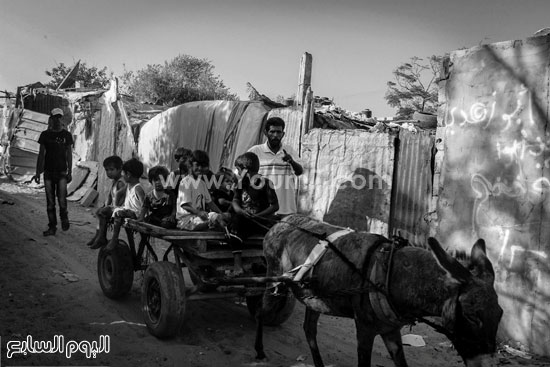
xmin=1 ymin=177 xmax=549 ymax=367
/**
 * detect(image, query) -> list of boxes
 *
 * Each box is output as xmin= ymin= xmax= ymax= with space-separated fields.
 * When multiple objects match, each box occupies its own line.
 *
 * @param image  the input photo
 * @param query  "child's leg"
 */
xmin=227 ymin=214 xmax=248 ymax=275
xmin=177 ymin=214 xmax=209 ymax=231
xmin=106 ymin=209 xmax=136 ymax=250
xmin=106 ymin=217 xmax=123 ymax=250
xmin=89 ymin=207 xmax=113 ymax=249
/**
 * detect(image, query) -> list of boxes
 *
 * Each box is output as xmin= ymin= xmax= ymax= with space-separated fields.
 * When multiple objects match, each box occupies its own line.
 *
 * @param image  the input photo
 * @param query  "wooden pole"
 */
xmin=296 ymin=52 xmax=312 ymax=107
xmin=302 ymin=86 xmax=314 ymax=136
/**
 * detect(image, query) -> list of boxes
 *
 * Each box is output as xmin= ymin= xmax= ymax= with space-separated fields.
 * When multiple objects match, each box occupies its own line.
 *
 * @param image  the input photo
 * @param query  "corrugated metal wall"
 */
xmin=8 ymin=110 xmax=49 ymax=177
xmin=19 ymin=93 xmax=62 ymax=115
xmin=390 ymin=129 xmax=434 ymax=246
xmin=299 ymin=129 xmax=396 ymax=235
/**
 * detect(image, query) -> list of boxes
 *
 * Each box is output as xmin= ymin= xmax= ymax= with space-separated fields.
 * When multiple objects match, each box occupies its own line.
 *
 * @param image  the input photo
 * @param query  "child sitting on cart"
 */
xmin=210 ymin=167 xmax=236 ymax=213
xmin=228 ymin=152 xmax=279 ymax=275
xmin=88 ymin=155 xmax=126 ymax=249
xmin=139 ymin=165 xmax=176 ymax=228
xmin=167 ymin=147 xmax=192 ymax=194
xmin=105 ymin=158 xmax=146 ymax=251
xmin=176 ymin=150 xmax=222 ymax=231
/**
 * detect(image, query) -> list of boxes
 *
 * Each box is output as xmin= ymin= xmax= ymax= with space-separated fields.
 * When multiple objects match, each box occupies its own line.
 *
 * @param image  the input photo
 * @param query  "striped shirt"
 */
xmin=248 ymin=142 xmax=301 ymax=215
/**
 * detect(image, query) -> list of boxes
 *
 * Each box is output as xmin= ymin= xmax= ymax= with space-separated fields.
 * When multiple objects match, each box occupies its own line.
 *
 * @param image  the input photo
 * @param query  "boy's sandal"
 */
xmin=43 ymin=228 xmax=56 ymax=236
xmin=89 ymin=238 xmax=107 ymax=249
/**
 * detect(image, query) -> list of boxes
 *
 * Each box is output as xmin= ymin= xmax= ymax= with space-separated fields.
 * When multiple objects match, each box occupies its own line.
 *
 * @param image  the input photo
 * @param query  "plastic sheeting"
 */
xmin=137 ymin=101 xmax=270 ymax=173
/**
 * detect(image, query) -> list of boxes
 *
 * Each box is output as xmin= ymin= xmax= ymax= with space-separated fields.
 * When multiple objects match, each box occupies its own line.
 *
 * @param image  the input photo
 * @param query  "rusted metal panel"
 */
xmin=299 ymin=129 xmax=395 ymax=235
xmin=391 ymin=129 xmax=434 ymax=246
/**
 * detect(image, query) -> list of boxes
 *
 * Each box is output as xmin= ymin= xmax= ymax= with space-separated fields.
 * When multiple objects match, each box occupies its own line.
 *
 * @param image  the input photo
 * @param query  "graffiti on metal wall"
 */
xmin=448 ymin=84 xmax=549 ymax=273
xmin=446 ymin=85 xmax=535 ymax=129
xmin=496 ymin=228 xmax=548 ymax=287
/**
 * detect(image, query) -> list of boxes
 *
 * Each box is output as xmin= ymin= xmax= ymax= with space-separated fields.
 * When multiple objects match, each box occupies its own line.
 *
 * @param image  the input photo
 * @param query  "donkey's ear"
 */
xmin=470 ymin=239 xmax=495 ymax=284
xmin=428 ymin=237 xmax=472 ymax=283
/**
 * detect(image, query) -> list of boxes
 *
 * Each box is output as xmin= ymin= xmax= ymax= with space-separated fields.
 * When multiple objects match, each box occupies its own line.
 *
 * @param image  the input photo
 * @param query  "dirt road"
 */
xmin=0 ymin=178 xmax=547 ymax=367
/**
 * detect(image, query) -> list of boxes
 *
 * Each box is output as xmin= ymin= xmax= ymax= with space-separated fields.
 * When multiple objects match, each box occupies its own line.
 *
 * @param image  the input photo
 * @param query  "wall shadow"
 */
xmin=323 ymin=167 xmax=388 ymax=232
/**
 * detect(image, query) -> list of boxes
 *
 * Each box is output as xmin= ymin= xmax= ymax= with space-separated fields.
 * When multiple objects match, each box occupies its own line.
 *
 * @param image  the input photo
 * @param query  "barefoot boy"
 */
xmin=88 ymin=156 xmax=126 ymax=249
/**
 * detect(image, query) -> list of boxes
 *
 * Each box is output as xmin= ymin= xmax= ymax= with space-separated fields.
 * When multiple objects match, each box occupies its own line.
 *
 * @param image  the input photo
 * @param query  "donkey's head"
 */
xmin=428 ymin=238 xmax=503 ymax=367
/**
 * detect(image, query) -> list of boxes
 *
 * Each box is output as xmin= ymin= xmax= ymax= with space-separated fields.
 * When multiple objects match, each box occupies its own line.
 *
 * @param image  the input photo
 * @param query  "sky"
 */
xmin=1 ymin=0 xmax=550 ymax=117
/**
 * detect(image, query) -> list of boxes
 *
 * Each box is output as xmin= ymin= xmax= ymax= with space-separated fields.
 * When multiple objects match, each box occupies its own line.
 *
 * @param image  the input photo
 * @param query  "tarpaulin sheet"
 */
xmin=138 ymin=101 xmax=269 ymax=172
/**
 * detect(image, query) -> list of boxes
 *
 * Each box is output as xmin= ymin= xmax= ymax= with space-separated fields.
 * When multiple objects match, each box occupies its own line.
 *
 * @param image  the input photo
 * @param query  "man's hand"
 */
xmin=31 ymin=174 xmax=40 ymax=184
xmin=282 ymin=149 xmax=293 ymax=163
xmin=198 ymin=210 xmax=209 ymax=220
xmin=66 ymin=172 xmax=72 ymax=184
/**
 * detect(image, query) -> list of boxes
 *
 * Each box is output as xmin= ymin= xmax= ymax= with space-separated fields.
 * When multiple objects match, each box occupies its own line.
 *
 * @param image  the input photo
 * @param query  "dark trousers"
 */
xmin=229 ymin=214 xmax=275 ymax=252
xmin=44 ymin=171 xmax=68 ymax=229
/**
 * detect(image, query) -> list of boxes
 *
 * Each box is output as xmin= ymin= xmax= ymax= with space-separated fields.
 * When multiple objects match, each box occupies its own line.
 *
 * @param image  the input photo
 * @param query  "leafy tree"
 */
xmin=45 ymin=62 xmax=110 ymax=89
xmin=123 ymin=54 xmax=237 ymax=106
xmin=385 ymin=55 xmax=442 ymax=119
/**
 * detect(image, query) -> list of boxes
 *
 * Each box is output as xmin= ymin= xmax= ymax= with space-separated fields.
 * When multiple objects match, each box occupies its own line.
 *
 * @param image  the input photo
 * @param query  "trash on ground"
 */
xmin=503 ymin=345 xmax=532 ymax=359
xmin=402 ymin=334 xmax=426 ymax=347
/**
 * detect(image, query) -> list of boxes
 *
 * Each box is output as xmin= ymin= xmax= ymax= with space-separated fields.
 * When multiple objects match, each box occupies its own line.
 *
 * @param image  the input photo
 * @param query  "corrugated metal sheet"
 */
xmin=5 ymin=110 xmax=48 ymax=178
xmin=390 ymin=129 xmax=434 ymax=246
xmin=299 ymin=129 xmax=395 ymax=235
xmin=21 ymin=93 xmax=62 ymax=115
xmin=10 ymin=110 xmax=49 ymax=154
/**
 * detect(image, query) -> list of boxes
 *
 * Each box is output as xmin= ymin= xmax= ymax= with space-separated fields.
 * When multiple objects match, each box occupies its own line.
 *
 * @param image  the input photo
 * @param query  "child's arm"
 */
xmin=180 ymin=203 xmax=208 ymax=220
xmin=31 ymin=144 xmax=45 ymax=183
xmin=202 ymin=182 xmax=220 ymax=214
xmin=138 ymin=195 xmax=149 ymax=222
xmin=135 ymin=185 xmax=146 ymax=207
xmin=105 ymin=194 xmax=112 ymax=207
xmin=231 ymin=190 xmax=252 ymax=218
xmin=65 ymin=140 xmax=73 ymax=183
xmin=169 ymin=190 xmax=177 ymax=221
xmin=114 ymin=181 xmax=127 ymax=207
xmin=255 ymin=179 xmax=279 ymax=217
xmin=206 ymin=199 xmax=221 ymax=214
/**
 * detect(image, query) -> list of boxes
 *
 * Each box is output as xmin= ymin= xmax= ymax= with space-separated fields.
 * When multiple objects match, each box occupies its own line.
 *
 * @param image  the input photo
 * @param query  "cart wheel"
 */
xmin=141 ymin=261 xmax=186 ymax=338
xmin=247 ymin=291 xmax=296 ymax=326
xmin=97 ymin=240 xmax=134 ymax=299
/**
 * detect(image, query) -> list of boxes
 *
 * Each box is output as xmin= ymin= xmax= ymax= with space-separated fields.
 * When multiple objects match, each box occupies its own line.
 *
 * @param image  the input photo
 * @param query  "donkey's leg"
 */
xmin=303 ymin=307 xmax=324 ymax=367
xmin=254 ymin=297 xmax=266 ymax=360
xmin=380 ymin=328 xmax=408 ymax=367
xmin=354 ymin=318 xmax=377 ymax=367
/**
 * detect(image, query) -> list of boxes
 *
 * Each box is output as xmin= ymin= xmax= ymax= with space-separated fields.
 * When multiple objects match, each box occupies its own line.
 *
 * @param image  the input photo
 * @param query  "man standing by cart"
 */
xmin=248 ymin=117 xmax=303 ymax=216
xmin=32 ymin=108 xmax=73 ymax=236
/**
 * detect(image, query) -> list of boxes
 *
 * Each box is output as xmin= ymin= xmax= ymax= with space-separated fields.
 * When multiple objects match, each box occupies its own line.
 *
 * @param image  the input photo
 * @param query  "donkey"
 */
xmin=255 ymin=215 xmax=503 ymax=367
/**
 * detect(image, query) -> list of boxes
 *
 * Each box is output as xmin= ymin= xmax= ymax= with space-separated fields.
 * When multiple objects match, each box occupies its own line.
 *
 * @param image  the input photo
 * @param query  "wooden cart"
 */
xmin=96 ymin=219 xmax=296 ymax=337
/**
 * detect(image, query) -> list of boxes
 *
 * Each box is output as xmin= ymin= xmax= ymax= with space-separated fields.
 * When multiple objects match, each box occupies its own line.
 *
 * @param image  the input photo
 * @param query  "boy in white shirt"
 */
xmin=176 ymin=150 xmax=221 ymax=231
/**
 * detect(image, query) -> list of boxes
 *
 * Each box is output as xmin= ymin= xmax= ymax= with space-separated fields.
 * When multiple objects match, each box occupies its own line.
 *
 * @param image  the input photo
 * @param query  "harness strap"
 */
xmin=285 ymin=228 xmax=355 ymax=282
xmin=368 ymin=243 xmax=402 ymax=326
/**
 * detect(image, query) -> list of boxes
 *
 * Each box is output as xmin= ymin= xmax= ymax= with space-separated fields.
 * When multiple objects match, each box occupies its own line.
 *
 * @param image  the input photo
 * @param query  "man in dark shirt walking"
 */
xmin=31 ymin=108 xmax=73 ymax=236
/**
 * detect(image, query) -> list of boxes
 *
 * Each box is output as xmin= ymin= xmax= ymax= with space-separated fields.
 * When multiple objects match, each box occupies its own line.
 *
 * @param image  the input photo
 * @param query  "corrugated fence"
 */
xmin=390 ymin=129 xmax=434 ymax=246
